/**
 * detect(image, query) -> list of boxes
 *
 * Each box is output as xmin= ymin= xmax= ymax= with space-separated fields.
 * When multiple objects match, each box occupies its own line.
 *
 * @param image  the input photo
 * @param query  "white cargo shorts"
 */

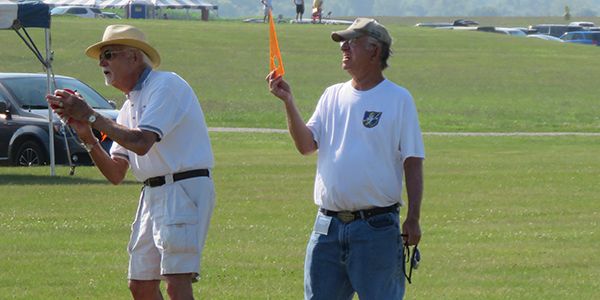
xmin=127 ymin=176 xmax=215 ymax=282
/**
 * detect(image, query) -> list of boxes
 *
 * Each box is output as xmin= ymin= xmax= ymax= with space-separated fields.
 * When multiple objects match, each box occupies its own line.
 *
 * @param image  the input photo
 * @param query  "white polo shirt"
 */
xmin=307 ymin=79 xmax=425 ymax=212
xmin=110 ymin=69 xmax=214 ymax=182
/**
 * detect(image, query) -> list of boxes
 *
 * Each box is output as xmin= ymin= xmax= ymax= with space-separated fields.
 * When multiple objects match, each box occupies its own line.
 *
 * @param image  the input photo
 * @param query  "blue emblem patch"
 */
xmin=363 ymin=111 xmax=382 ymax=128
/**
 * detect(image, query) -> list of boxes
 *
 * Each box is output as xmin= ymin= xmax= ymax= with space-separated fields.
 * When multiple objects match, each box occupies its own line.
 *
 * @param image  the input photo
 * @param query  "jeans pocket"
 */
xmin=366 ymin=213 xmax=398 ymax=230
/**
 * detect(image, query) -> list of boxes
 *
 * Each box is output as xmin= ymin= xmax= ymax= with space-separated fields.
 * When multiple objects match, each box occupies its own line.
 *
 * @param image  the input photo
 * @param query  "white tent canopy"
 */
xmin=43 ymin=0 xmax=99 ymax=6
xmin=43 ymin=0 xmax=217 ymax=10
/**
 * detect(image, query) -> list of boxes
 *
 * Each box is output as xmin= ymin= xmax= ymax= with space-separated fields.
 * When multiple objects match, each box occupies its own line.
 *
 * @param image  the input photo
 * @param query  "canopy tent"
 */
xmin=42 ymin=0 xmax=99 ymax=6
xmin=98 ymin=0 xmax=217 ymax=10
xmin=0 ymin=0 xmax=61 ymax=175
xmin=42 ymin=0 xmax=218 ymax=19
xmin=0 ymin=0 xmax=50 ymax=28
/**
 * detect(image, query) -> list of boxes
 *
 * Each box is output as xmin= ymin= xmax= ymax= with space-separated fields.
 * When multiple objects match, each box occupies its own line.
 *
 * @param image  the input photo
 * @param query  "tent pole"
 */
xmin=46 ymin=28 xmax=55 ymax=176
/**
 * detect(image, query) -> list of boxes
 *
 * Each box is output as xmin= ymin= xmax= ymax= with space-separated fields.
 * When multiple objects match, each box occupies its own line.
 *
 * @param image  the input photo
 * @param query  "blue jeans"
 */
xmin=304 ymin=210 xmax=405 ymax=300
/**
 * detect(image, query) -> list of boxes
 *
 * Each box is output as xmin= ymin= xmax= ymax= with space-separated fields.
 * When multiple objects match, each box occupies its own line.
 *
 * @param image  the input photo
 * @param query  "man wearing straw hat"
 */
xmin=47 ymin=25 xmax=215 ymax=300
xmin=267 ymin=18 xmax=424 ymax=299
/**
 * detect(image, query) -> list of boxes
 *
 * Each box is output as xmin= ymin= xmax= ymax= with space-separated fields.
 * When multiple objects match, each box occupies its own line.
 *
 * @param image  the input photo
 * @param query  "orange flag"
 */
xmin=269 ymin=9 xmax=285 ymax=77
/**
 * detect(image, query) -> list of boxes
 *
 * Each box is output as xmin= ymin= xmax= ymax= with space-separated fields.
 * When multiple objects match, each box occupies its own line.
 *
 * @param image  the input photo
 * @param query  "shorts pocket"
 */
xmin=162 ymin=182 xmax=200 ymax=254
xmin=162 ymin=216 xmax=199 ymax=254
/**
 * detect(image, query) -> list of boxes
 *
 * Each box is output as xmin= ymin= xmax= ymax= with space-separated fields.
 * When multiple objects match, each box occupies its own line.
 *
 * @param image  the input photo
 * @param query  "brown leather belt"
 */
xmin=143 ymin=169 xmax=209 ymax=187
xmin=320 ymin=203 xmax=400 ymax=223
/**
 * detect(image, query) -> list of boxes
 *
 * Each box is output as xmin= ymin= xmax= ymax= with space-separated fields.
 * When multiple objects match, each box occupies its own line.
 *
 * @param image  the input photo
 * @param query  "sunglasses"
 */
xmin=99 ymin=49 xmax=126 ymax=61
xmin=339 ymin=38 xmax=361 ymax=47
xmin=402 ymin=242 xmax=420 ymax=284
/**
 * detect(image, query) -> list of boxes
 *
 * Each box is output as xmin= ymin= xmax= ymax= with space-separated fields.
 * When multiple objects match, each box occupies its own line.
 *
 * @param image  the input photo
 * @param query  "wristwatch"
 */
xmin=87 ymin=111 xmax=100 ymax=126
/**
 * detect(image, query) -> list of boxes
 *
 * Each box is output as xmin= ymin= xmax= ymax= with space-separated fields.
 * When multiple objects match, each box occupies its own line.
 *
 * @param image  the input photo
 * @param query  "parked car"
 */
xmin=569 ymin=21 xmax=595 ymax=28
xmin=515 ymin=27 xmax=538 ymax=35
xmin=50 ymin=6 xmax=104 ymax=18
xmin=528 ymin=24 xmax=585 ymax=38
xmin=476 ymin=27 xmax=526 ymax=36
xmin=560 ymin=31 xmax=600 ymax=46
xmin=526 ymin=34 xmax=564 ymax=42
xmin=101 ymin=12 xmax=121 ymax=19
xmin=415 ymin=19 xmax=478 ymax=28
xmin=0 ymin=73 xmax=118 ymax=166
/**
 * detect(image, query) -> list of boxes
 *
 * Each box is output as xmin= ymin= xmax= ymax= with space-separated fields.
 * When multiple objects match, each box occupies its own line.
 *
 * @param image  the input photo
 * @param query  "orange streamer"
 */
xmin=269 ymin=10 xmax=285 ymax=77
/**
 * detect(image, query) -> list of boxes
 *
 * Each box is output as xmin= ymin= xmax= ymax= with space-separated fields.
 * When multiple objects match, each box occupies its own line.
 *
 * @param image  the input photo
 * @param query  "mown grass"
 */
xmin=2 ymin=17 xmax=600 ymax=131
xmin=1 ymin=133 xmax=600 ymax=299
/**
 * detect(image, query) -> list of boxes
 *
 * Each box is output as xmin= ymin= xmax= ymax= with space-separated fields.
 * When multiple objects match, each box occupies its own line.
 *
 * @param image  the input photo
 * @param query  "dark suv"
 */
xmin=0 ymin=73 xmax=118 ymax=166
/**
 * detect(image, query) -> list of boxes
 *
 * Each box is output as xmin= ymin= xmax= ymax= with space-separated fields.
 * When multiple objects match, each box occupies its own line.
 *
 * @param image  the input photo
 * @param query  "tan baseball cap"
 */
xmin=331 ymin=18 xmax=392 ymax=46
xmin=86 ymin=25 xmax=161 ymax=69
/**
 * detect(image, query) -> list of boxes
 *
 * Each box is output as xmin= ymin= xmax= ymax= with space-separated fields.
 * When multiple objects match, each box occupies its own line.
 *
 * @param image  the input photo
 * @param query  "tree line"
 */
xmin=212 ymin=0 xmax=600 ymax=18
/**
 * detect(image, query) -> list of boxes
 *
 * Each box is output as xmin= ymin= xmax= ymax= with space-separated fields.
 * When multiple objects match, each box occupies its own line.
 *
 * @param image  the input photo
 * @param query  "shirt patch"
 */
xmin=363 ymin=111 xmax=382 ymax=128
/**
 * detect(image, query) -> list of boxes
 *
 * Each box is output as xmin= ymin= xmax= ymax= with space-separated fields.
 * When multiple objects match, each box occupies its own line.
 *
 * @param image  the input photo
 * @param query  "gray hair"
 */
xmin=122 ymin=46 xmax=153 ymax=68
xmin=365 ymin=36 xmax=392 ymax=71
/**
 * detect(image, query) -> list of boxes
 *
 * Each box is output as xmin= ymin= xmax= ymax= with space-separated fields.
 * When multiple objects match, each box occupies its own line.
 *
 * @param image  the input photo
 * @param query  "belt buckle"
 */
xmin=337 ymin=211 xmax=355 ymax=223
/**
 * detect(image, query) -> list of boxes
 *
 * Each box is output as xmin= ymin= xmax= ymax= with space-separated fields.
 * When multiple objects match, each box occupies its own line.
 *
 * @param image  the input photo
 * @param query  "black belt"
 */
xmin=143 ymin=169 xmax=209 ymax=188
xmin=320 ymin=203 xmax=399 ymax=224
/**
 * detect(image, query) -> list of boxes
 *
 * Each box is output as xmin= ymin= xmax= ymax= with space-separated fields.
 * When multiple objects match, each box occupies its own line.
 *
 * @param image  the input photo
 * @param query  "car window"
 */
xmin=562 ymin=34 xmax=573 ymax=41
xmin=0 ymin=91 xmax=8 ymax=108
xmin=91 ymin=8 xmax=102 ymax=13
xmin=51 ymin=7 xmax=68 ymax=14
xmin=550 ymin=26 xmax=567 ymax=36
xmin=69 ymin=8 xmax=86 ymax=14
xmin=1 ymin=77 xmax=113 ymax=110
xmin=535 ymin=26 xmax=550 ymax=34
xmin=572 ymin=33 xmax=583 ymax=40
xmin=2 ymin=78 xmax=48 ymax=108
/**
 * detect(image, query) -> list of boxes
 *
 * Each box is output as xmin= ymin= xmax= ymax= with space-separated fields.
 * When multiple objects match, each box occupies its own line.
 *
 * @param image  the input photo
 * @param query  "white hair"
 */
xmin=122 ymin=46 xmax=153 ymax=68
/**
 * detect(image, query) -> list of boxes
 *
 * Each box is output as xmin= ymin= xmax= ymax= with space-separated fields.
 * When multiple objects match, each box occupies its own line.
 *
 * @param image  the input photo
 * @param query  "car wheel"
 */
xmin=14 ymin=140 xmax=46 ymax=166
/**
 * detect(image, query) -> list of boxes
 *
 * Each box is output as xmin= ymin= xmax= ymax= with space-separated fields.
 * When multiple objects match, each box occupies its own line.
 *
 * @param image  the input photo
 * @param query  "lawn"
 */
xmin=2 ymin=17 xmax=600 ymax=131
xmin=1 ymin=133 xmax=599 ymax=299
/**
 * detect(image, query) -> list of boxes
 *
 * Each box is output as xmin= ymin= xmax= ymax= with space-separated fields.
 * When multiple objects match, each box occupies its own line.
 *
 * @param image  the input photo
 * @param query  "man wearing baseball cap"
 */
xmin=267 ymin=18 xmax=424 ymax=299
xmin=47 ymin=25 xmax=215 ymax=300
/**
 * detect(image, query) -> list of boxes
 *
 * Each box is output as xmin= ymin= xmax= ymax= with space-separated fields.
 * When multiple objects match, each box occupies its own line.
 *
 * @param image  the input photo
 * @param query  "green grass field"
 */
xmin=1 ymin=16 xmax=600 ymax=299
xmin=2 ymin=17 xmax=600 ymax=131
xmin=2 ymin=133 xmax=599 ymax=299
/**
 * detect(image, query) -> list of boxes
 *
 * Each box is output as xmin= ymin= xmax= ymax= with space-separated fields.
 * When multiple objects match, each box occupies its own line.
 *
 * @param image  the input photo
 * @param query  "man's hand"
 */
xmin=46 ymin=89 xmax=95 ymax=122
xmin=266 ymin=70 xmax=292 ymax=103
xmin=402 ymin=218 xmax=421 ymax=246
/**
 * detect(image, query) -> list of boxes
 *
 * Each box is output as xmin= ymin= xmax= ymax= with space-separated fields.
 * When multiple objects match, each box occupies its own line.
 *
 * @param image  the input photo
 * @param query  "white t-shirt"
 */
xmin=307 ymin=79 xmax=425 ymax=211
xmin=110 ymin=70 xmax=214 ymax=182
xmin=295 ymin=0 xmax=303 ymax=5
xmin=263 ymin=0 xmax=272 ymax=11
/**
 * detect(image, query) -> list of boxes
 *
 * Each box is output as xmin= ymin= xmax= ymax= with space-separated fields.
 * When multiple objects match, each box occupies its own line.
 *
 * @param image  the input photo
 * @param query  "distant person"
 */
xmin=262 ymin=0 xmax=272 ymax=23
xmin=163 ymin=13 xmax=168 ymax=20
xmin=266 ymin=18 xmax=425 ymax=299
xmin=47 ymin=24 xmax=215 ymax=300
xmin=312 ymin=0 xmax=322 ymax=23
xmin=294 ymin=0 xmax=304 ymax=22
